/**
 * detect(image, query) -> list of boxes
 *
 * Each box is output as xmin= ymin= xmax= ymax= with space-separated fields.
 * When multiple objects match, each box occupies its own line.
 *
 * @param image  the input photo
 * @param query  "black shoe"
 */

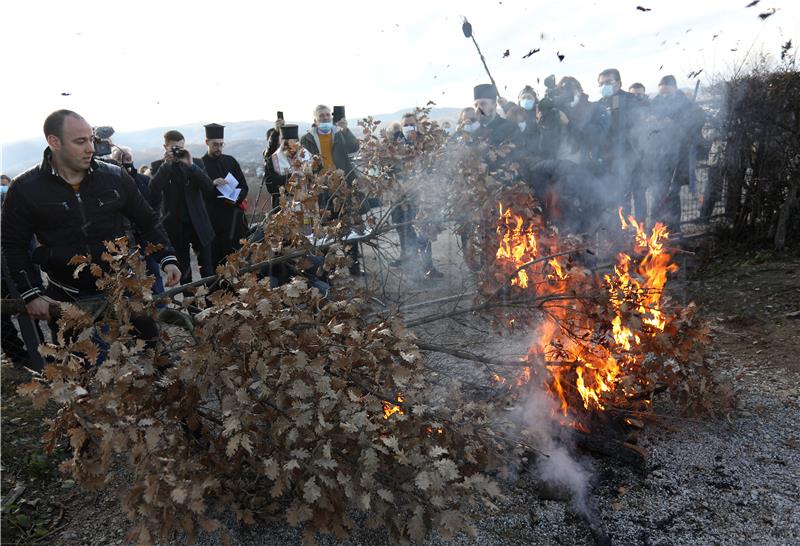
xmin=389 ymin=255 xmax=411 ymax=267
xmin=424 ymin=268 xmax=444 ymax=279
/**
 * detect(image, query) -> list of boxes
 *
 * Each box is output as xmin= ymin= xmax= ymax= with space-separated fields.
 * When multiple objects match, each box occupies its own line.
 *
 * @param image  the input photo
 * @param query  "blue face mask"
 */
xmin=518 ymin=121 xmax=527 ymax=132
xmin=601 ymin=84 xmax=615 ymax=98
xmin=318 ymin=121 xmax=333 ymax=133
xmin=520 ymin=98 xmax=535 ymax=111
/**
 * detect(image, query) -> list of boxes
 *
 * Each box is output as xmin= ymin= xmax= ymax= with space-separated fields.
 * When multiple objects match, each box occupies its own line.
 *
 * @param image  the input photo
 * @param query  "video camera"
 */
xmin=92 ymin=126 xmax=115 ymax=157
xmin=537 ymin=75 xmax=574 ymax=113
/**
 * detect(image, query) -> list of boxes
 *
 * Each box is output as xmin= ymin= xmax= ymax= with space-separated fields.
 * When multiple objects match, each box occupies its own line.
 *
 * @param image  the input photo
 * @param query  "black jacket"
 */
xmin=1 ymin=150 xmax=178 ymax=303
xmin=149 ymin=158 xmax=216 ymax=248
xmin=474 ymin=114 xmax=517 ymax=147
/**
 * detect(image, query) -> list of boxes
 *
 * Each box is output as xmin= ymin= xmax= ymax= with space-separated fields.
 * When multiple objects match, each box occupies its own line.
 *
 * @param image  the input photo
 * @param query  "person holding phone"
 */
xmin=300 ymin=104 xmax=363 ymax=275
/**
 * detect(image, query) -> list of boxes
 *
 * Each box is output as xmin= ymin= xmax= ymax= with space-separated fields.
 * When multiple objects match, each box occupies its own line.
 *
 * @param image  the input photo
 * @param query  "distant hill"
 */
xmin=1 ymin=107 xmax=462 ymax=177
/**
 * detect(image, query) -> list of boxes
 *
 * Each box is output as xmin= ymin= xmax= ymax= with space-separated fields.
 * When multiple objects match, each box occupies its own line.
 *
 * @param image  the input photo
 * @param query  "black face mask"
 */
xmin=123 ymin=163 xmax=135 ymax=175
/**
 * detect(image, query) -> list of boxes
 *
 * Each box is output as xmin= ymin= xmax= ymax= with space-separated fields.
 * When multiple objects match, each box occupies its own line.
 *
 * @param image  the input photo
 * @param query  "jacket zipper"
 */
xmin=74 ymin=192 xmax=91 ymax=236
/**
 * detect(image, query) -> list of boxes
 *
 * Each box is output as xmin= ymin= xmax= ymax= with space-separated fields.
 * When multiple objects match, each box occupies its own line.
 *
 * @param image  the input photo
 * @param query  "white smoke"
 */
xmin=516 ymin=383 xmax=592 ymax=516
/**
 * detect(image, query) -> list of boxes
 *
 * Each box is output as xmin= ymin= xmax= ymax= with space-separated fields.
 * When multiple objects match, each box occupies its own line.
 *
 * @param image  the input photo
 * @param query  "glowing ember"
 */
xmin=383 ymin=394 xmax=405 ymax=420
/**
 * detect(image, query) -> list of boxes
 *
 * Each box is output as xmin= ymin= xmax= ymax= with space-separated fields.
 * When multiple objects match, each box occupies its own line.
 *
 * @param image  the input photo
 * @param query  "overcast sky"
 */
xmin=1 ymin=0 xmax=797 ymax=145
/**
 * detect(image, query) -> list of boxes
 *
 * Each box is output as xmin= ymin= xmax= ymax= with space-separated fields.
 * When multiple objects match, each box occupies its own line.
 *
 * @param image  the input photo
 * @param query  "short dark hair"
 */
xmin=659 ymin=75 xmax=677 ymax=87
xmin=43 ymin=109 xmax=83 ymax=140
xmin=599 ymin=68 xmax=621 ymax=83
xmin=401 ymin=112 xmax=417 ymax=123
xmin=0 ymin=174 xmax=11 ymax=182
xmin=629 ymin=82 xmax=646 ymax=91
xmin=558 ymin=76 xmax=584 ymax=94
xmin=163 ymin=130 xmax=185 ymax=143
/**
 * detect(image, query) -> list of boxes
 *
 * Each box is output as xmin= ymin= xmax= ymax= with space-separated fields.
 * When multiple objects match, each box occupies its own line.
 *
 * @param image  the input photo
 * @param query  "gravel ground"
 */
xmin=6 ymin=234 xmax=799 ymax=546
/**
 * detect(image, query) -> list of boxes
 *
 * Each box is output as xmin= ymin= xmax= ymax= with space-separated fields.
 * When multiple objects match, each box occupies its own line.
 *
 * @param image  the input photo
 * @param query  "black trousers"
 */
xmin=1 ymin=276 xmax=46 ymax=369
xmin=171 ymin=223 xmax=214 ymax=284
xmin=45 ymin=284 xmax=159 ymax=349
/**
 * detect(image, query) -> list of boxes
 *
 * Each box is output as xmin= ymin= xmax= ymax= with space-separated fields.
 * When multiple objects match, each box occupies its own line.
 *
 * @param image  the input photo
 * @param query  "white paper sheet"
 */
xmin=217 ymin=172 xmax=241 ymax=201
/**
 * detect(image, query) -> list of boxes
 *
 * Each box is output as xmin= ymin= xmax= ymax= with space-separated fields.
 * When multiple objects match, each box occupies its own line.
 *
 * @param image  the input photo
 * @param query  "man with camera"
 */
xmin=149 ymin=130 xmax=216 ymax=284
xmin=199 ymin=123 xmax=249 ymax=266
xmin=1 ymin=109 xmax=181 ymax=323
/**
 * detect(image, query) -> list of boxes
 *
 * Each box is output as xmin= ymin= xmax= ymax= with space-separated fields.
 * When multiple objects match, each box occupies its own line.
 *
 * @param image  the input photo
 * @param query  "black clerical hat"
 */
xmin=280 ymin=124 xmax=299 ymax=140
xmin=474 ymin=84 xmax=497 ymax=100
xmin=204 ymin=123 xmax=225 ymax=139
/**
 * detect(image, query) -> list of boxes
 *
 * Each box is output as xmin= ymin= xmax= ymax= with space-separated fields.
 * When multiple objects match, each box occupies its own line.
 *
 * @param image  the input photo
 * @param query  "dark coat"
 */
xmin=560 ymin=95 xmax=608 ymax=168
xmin=596 ymin=90 xmax=645 ymax=166
xmin=262 ymin=154 xmax=289 ymax=200
xmin=300 ymin=127 xmax=360 ymax=183
xmin=474 ymin=114 xmax=517 ymax=147
xmin=200 ymin=153 xmax=250 ymax=263
xmin=149 ymin=158 xmax=216 ymax=248
xmin=2 ymin=149 xmax=177 ymax=301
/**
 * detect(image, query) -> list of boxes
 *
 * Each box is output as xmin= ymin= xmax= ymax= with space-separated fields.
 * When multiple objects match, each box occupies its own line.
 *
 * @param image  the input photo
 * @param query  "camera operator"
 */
xmin=91 ymin=125 xmax=116 ymax=159
xmin=1 ymin=110 xmax=180 ymax=325
xmin=149 ymin=130 xmax=216 ymax=285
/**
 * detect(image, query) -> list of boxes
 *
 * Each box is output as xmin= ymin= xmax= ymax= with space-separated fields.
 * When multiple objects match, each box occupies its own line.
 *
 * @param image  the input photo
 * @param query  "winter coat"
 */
xmin=149 ymin=158 xmax=216 ymax=248
xmin=300 ymin=126 xmax=360 ymax=184
xmin=2 ymin=149 xmax=177 ymax=302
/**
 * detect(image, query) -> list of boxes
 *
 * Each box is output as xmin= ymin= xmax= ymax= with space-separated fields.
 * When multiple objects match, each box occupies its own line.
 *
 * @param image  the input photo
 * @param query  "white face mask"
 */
xmin=601 ymin=84 xmax=615 ymax=98
xmin=464 ymin=120 xmax=481 ymax=133
xmin=518 ymin=121 xmax=527 ymax=132
xmin=402 ymin=126 xmax=416 ymax=138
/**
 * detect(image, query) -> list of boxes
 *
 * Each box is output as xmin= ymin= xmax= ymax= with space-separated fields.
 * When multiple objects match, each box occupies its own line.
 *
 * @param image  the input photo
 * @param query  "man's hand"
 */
xmin=178 ymin=149 xmax=193 ymax=166
xmin=213 ymin=177 xmax=227 ymax=187
xmin=559 ymin=110 xmax=570 ymax=126
xmin=497 ymin=97 xmax=509 ymax=108
xmin=163 ymin=264 xmax=182 ymax=287
xmin=25 ymin=296 xmax=56 ymax=321
xmin=275 ymin=118 xmax=285 ymax=129
xmin=336 ymin=119 xmax=348 ymax=131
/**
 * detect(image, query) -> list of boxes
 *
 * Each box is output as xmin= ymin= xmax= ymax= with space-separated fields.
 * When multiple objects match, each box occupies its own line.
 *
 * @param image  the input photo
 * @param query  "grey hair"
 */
xmin=313 ymin=104 xmax=331 ymax=119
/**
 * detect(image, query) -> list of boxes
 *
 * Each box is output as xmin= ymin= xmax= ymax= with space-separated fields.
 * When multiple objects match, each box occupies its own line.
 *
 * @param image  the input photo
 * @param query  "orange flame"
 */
xmin=383 ymin=394 xmax=405 ymax=420
xmin=496 ymin=205 xmax=679 ymax=420
xmin=496 ymin=203 xmax=538 ymax=288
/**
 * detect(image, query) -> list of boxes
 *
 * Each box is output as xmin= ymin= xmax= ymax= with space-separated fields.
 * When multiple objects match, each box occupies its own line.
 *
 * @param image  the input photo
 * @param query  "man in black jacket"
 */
xmin=1 ymin=109 xmax=181 ymax=321
xmin=596 ymin=68 xmax=647 ymax=220
xmin=200 ymin=123 xmax=249 ymax=266
xmin=149 ymin=130 xmax=216 ymax=284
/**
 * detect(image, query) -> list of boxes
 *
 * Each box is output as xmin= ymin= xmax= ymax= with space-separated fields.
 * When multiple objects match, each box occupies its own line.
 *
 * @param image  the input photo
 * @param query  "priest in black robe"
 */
xmin=200 ymin=123 xmax=250 ymax=266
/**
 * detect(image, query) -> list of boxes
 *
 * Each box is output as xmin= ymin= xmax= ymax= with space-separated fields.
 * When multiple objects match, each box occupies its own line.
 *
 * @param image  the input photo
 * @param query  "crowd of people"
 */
xmin=0 ymin=68 xmax=707 ymax=368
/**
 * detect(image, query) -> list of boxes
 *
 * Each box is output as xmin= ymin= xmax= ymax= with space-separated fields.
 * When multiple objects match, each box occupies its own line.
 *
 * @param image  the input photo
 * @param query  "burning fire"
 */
xmin=496 ymin=203 xmax=538 ymax=288
xmin=494 ymin=203 xmax=679 ymax=419
xmin=383 ymin=394 xmax=405 ymax=420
